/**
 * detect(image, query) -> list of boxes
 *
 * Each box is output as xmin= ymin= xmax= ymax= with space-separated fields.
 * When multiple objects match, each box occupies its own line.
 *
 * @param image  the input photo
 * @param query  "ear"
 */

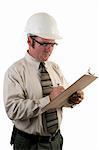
xmin=27 ymin=36 xmax=32 ymax=46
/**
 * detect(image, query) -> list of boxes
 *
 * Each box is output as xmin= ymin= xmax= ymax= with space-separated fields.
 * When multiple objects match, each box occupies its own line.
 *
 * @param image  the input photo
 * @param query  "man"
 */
xmin=3 ymin=12 xmax=84 ymax=150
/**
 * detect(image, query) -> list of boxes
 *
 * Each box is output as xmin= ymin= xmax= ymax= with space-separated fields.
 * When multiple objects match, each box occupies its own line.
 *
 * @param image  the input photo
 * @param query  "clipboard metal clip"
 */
xmin=87 ymin=67 xmax=95 ymax=76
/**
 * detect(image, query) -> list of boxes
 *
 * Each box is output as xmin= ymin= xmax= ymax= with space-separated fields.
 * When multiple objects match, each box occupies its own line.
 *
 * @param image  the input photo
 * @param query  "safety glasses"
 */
xmin=31 ymin=37 xmax=58 ymax=47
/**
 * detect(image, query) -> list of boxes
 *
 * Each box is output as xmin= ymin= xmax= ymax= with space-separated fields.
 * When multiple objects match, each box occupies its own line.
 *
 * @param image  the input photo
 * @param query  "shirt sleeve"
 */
xmin=3 ymin=68 xmax=50 ymax=121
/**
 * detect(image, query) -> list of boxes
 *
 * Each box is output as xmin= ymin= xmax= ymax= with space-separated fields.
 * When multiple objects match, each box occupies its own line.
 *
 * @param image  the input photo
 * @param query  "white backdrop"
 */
xmin=0 ymin=0 xmax=99 ymax=150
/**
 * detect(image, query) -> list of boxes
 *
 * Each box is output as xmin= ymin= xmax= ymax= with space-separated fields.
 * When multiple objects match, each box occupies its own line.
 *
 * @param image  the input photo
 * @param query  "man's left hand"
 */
xmin=68 ymin=90 xmax=84 ymax=105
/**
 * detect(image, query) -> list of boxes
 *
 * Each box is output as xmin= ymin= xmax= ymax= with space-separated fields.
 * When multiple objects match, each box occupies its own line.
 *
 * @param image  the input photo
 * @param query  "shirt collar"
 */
xmin=24 ymin=51 xmax=40 ymax=70
xmin=24 ymin=51 xmax=48 ymax=70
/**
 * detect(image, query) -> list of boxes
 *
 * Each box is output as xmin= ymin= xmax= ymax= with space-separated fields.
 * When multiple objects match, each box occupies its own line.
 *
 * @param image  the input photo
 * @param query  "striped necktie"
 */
xmin=39 ymin=62 xmax=58 ymax=134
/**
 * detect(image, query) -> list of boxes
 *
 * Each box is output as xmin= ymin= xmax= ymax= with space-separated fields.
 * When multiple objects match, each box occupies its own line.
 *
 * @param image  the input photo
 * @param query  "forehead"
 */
xmin=36 ymin=36 xmax=55 ymax=43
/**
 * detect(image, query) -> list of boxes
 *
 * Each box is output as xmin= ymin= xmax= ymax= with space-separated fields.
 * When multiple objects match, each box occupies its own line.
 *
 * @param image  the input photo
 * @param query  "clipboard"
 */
xmin=42 ymin=74 xmax=98 ymax=113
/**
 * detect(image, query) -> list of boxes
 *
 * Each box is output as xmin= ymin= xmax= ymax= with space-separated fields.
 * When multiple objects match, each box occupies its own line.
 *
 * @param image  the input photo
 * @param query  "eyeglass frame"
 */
xmin=30 ymin=36 xmax=58 ymax=47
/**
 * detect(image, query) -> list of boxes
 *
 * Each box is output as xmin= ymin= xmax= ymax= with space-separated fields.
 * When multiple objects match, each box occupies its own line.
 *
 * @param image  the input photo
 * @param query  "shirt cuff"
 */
xmin=39 ymin=96 xmax=50 ymax=109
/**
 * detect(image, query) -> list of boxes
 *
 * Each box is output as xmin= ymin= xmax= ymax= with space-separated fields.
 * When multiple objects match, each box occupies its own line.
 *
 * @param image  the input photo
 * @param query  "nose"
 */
xmin=44 ymin=46 xmax=51 ymax=51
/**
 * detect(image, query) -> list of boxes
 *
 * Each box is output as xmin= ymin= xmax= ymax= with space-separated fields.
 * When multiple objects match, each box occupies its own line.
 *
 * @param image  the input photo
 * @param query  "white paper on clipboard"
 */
xmin=42 ymin=74 xmax=98 ymax=113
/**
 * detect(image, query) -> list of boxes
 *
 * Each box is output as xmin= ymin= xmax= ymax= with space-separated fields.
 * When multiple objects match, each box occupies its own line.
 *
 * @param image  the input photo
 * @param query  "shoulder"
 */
xmin=46 ymin=61 xmax=63 ymax=77
xmin=5 ymin=57 xmax=26 ymax=77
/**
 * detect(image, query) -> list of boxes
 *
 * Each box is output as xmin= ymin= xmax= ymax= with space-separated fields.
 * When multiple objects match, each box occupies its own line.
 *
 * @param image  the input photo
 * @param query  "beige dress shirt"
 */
xmin=3 ymin=52 xmax=71 ymax=135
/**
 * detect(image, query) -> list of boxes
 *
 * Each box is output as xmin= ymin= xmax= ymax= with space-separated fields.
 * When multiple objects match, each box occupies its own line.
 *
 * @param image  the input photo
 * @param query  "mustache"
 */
xmin=43 ymin=51 xmax=50 ymax=54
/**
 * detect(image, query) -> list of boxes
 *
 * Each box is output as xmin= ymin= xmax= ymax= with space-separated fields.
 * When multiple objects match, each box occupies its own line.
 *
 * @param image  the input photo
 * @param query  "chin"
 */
xmin=43 ymin=58 xmax=48 ymax=61
xmin=43 ymin=56 xmax=49 ymax=61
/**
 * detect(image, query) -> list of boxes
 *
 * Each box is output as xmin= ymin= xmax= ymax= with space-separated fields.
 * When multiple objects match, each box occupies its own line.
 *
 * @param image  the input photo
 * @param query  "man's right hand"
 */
xmin=49 ymin=86 xmax=65 ymax=101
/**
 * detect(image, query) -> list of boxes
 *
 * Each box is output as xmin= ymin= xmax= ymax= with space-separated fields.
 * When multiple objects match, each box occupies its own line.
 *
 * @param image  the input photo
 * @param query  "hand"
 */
xmin=68 ymin=90 xmax=84 ymax=105
xmin=49 ymin=86 xmax=65 ymax=101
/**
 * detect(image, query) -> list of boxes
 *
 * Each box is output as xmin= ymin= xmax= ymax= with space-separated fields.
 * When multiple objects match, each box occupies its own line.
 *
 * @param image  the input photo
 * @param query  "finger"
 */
xmin=70 ymin=98 xmax=82 ymax=104
xmin=58 ymin=86 xmax=65 ymax=90
xmin=76 ymin=91 xmax=84 ymax=99
xmin=77 ymin=90 xmax=84 ymax=96
xmin=57 ymin=86 xmax=65 ymax=92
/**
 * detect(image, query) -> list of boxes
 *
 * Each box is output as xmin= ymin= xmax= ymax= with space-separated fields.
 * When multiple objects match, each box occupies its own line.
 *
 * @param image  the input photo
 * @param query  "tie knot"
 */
xmin=39 ymin=62 xmax=45 ymax=68
xmin=39 ymin=62 xmax=46 ymax=72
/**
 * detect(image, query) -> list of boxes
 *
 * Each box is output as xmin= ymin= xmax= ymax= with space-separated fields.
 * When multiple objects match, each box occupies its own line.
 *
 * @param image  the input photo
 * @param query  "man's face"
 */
xmin=28 ymin=36 xmax=57 ymax=62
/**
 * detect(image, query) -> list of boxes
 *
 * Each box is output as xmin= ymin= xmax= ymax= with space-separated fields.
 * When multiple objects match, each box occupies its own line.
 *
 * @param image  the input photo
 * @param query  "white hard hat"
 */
xmin=25 ymin=12 xmax=62 ymax=40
